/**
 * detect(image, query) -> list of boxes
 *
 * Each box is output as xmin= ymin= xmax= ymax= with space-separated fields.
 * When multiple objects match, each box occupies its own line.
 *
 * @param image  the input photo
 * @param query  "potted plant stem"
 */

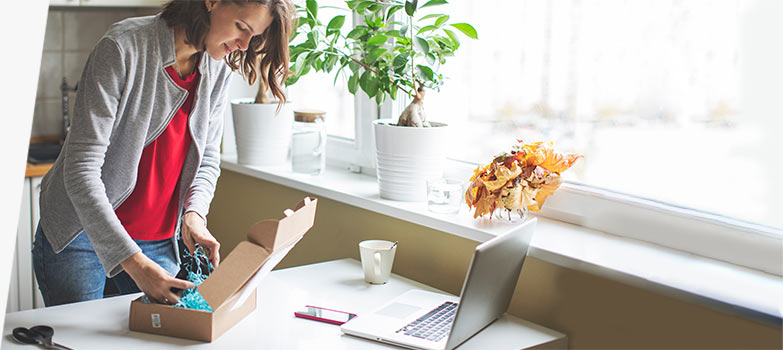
xmin=289 ymin=0 xmax=477 ymax=200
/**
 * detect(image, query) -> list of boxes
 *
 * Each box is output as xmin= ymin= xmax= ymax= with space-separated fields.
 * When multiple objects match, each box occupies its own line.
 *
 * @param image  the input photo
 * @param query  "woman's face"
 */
xmin=203 ymin=1 xmax=273 ymax=60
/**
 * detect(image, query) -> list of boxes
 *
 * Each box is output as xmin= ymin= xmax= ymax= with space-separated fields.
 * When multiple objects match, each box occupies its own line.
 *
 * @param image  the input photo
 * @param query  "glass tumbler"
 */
xmin=426 ymin=178 xmax=464 ymax=214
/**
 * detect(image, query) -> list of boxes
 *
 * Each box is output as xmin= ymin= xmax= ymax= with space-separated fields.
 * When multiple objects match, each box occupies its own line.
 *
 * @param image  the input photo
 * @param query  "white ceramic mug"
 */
xmin=359 ymin=240 xmax=398 ymax=284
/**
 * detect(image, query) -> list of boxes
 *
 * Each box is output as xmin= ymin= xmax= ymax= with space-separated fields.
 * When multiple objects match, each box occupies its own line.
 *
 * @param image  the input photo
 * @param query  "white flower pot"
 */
xmin=231 ymin=98 xmax=293 ymax=166
xmin=373 ymin=119 xmax=450 ymax=201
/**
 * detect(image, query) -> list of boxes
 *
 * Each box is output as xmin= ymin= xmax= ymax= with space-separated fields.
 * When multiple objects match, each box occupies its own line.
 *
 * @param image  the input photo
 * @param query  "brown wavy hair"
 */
xmin=161 ymin=0 xmax=294 ymax=104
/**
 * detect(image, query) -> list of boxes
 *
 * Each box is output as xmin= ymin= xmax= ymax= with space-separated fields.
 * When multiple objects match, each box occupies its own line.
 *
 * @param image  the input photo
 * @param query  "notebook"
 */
xmin=340 ymin=218 xmax=536 ymax=350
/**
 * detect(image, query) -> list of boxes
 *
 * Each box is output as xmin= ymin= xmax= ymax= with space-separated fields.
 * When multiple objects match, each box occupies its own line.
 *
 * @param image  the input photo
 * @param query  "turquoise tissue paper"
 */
xmin=141 ymin=245 xmax=215 ymax=311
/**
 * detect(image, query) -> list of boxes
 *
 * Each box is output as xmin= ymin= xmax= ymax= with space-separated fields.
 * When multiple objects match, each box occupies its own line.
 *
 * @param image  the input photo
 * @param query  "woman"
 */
xmin=33 ymin=0 xmax=293 ymax=307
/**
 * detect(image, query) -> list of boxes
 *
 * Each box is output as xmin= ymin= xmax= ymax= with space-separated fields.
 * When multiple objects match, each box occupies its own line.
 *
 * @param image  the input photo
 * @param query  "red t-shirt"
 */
xmin=115 ymin=66 xmax=199 ymax=241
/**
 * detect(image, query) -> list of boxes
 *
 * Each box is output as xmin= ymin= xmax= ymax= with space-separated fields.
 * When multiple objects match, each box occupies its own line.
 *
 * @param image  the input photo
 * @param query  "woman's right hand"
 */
xmin=120 ymin=252 xmax=193 ymax=304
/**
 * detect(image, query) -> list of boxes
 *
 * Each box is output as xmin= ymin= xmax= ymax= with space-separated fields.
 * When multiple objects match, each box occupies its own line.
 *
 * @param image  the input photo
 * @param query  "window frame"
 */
xmin=324 ymin=91 xmax=381 ymax=171
xmin=537 ymin=182 xmax=782 ymax=275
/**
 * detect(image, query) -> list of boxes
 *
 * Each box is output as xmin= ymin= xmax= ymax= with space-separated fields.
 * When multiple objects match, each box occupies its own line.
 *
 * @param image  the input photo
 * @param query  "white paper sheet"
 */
xmin=229 ymin=236 xmax=302 ymax=311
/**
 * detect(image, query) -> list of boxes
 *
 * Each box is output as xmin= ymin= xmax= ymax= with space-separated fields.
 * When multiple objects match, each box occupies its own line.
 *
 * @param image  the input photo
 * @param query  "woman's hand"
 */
xmin=121 ymin=252 xmax=193 ymax=304
xmin=181 ymin=211 xmax=221 ymax=267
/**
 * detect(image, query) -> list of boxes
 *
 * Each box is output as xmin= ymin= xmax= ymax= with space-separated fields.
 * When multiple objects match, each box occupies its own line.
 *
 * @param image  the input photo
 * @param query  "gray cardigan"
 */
xmin=39 ymin=15 xmax=232 ymax=277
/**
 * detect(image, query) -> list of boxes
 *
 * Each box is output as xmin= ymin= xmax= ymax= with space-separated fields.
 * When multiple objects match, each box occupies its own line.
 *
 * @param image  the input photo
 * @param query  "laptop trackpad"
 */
xmin=375 ymin=302 xmax=421 ymax=319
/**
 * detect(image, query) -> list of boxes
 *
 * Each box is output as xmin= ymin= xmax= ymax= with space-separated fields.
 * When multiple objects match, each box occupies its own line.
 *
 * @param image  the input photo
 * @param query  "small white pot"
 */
xmin=373 ymin=119 xmax=450 ymax=201
xmin=231 ymin=98 xmax=293 ymax=166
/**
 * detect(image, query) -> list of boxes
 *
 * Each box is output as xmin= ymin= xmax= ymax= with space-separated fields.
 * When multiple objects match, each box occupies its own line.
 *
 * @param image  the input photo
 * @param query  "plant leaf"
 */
xmin=313 ymin=57 xmax=324 ymax=72
xmin=443 ymin=28 xmax=460 ymax=48
xmin=324 ymin=54 xmax=339 ymax=72
xmin=345 ymin=0 xmax=359 ymax=10
xmin=416 ymin=64 xmax=434 ymax=81
xmin=355 ymin=1 xmax=374 ymax=14
xmin=286 ymin=74 xmax=300 ymax=86
xmin=294 ymin=52 xmax=307 ymax=74
xmin=297 ymin=16 xmax=314 ymax=31
xmin=298 ymin=63 xmax=312 ymax=77
xmin=348 ymin=74 xmax=358 ymax=94
xmin=418 ymin=14 xmax=442 ymax=21
xmin=434 ymin=14 xmax=449 ymax=27
xmin=385 ymin=29 xmax=402 ymax=38
xmin=392 ymin=54 xmax=408 ymax=69
xmin=425 ymin=52 xmax=436 ymax=65
xmin=368 ymin=47 xmax=388 ymax=64
xmin=359 ymin=70 xmax=370 ymax=93
xmin=305 ymin=0 xmax=317 ymax=20
xmin=368 ymin=3 xmax=384 ymax=13
xmin=420 ymin=0 xmax=448 ymax=9
xmin=366 ymin=34 xmax=389 ymax=46
xmin=414 ymin=36 xmax=429 ymax=54
xmin=404 ymin=0 xmax=418 ymax=16
xmin=449 ymin=23 xmax=478 ymax=39
xmin=348 ymin=60 xmax=360 ymax=73
xmin=346 ymin=27 xmax=365 ymax=40
xmin=365 ymin=74 xmax=379 ymax=97
xmin=386 ymin=5 xmax=403 ymax=21
xmin=326 ymin=15 xmax=345 ymax=34
xmin=307 ymin=30 xmax=320 ymax=47
xmin=417 ymin=25 xmax=438 ymax=34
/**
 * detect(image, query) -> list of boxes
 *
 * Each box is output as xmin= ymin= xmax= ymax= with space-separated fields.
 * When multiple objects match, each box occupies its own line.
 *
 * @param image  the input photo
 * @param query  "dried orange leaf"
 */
xmin=473 ymin=196 xmax=495 ymax=219
xmin=529 ymin=175 xmax=562 ymax=211
xmin=521 ymin=186 xmax=538 ymax=209
xmin=538 ymin=147 xmax=582 ymax=173
xmin=482 ymin=162 xmax=522 ymax=191
xmin=500 ymin=183 xmax=523 ymax=211
xmin=470 ymin=164 xmax=492 ymax=182
xmin=465 ymin=178 xmax=482 ymax=205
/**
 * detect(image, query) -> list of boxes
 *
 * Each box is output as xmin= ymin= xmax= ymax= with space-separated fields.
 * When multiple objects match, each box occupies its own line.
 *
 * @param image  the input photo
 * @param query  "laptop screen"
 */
xmin=445 ymin=219 xmax=536 ymax=350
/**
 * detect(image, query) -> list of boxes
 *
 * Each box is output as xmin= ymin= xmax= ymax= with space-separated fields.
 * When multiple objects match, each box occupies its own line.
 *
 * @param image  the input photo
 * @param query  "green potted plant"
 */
xmin=289 ymin=0 xmax=477 ymax=201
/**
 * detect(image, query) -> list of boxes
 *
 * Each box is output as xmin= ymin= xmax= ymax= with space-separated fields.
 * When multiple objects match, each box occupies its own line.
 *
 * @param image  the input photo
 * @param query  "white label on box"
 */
xmin=151 ymin=313 xmax=161 ymax=328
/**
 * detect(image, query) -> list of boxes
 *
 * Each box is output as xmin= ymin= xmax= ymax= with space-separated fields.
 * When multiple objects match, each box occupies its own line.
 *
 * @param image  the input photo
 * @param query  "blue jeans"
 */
xmin=32 ymin=224 xmax=179 ymax=307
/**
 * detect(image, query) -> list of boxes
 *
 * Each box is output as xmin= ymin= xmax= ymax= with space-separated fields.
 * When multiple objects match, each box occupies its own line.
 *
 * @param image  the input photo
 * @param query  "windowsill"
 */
xmin=220 ymin=154 xmax=782 ymax=325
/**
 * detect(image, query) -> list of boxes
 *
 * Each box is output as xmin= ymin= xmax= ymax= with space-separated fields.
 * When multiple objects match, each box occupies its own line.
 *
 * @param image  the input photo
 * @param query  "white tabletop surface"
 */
xmin=3 ymin=259 xmax=565 ymax=349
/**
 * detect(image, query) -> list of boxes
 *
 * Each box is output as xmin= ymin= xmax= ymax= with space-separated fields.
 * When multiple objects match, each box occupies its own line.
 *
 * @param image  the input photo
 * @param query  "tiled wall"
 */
xmin=33 ymin=7 xmax=159 ymax=137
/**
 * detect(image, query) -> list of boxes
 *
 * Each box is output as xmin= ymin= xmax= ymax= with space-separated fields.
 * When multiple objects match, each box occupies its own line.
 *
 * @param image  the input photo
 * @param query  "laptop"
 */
xmin=341 ymin=218 xmax=536 ymax=350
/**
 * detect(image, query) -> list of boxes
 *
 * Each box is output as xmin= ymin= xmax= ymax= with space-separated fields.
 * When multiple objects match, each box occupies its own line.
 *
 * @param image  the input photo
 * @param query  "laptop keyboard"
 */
xmin=396 ymin=301 xmax=458 ymax=342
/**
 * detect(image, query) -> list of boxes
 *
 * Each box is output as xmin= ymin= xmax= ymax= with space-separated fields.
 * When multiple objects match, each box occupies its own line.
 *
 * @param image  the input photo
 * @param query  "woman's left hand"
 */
xmin=181 ymin=211 xmax=220 ymax=267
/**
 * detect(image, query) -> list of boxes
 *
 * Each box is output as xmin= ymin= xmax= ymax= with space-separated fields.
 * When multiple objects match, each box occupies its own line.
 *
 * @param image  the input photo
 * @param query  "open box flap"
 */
xmin=198 ymin=198 xmax=317 ymax=310
xmin=248 ymin=198 xmax=317 ymax=250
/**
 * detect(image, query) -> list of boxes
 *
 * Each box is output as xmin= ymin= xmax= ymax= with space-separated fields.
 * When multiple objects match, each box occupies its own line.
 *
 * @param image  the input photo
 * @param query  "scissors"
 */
xmin=11 ymin=325 xmax=74 ymax=350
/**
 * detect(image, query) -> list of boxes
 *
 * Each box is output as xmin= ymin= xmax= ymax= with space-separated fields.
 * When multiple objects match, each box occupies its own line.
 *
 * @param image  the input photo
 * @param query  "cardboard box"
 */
xmin=129 ymin=197 xmax=318 ymax=342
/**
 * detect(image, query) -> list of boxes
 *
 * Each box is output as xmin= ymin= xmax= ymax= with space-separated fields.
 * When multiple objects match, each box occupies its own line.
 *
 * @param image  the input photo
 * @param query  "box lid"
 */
xmin=198 ymin=197 xmax=317 ymax=310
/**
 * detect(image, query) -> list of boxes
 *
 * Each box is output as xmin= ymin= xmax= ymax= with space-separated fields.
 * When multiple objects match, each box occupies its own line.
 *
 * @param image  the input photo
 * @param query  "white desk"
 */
xmin=3 ymin=259 xmax=567 ymax=349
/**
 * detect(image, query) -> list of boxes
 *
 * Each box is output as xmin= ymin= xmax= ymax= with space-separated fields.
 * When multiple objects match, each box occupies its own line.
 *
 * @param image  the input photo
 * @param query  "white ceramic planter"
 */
xmin=231 ymin=98 xmax=293 ymax=166
xmin=373 ymin=119 xmax=449 ymax=201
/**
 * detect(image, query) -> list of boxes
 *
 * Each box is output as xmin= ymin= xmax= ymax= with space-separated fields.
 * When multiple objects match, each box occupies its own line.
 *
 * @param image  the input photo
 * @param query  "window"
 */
xmin=426 ymin=0 xmax=782 ymax=273
xmin=286 ymin=0 xmax=781 ymax=273
xmin=287 ymin=0 xmax=355 ymax=140
xmin=425 ymin=0 xmax=782 ymax=231
xmin=288 ymin=0 xmax=382 ymax=168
